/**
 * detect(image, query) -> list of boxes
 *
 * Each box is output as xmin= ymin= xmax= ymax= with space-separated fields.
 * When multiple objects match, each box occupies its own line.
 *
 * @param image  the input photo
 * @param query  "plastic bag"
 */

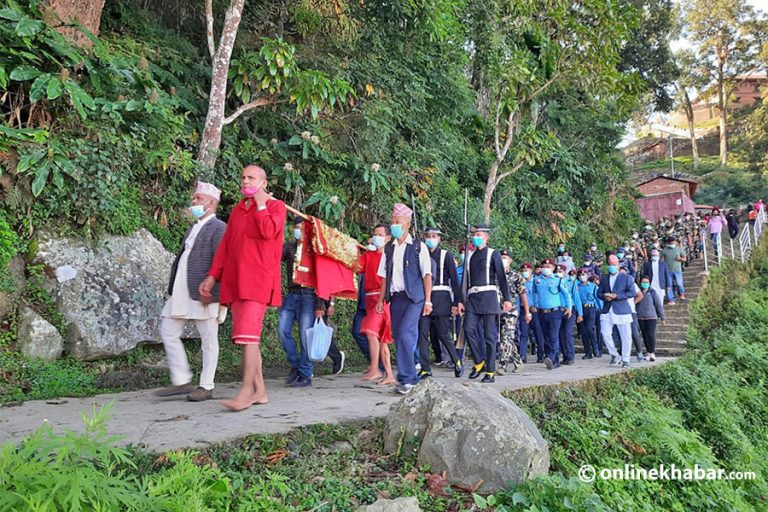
xmin=304 ymin=318 xmax=334 ymax=362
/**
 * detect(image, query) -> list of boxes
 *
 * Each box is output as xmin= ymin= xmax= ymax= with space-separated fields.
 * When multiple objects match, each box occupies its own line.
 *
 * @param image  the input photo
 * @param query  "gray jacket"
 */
xmin=635 ymin=289 xmax=665 ymax=320
xmin=168 ymin=217 xmax=227 ymax=302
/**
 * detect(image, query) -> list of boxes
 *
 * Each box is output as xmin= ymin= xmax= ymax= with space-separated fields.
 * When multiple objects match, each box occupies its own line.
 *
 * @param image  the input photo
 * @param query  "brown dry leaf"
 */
xmin=426 ymin=472 xmax=450 ymax=496
xmin=403 ymin=470 xmax=418 ymax=484
xmin=266 ymin=448 xmax=290 ymax=465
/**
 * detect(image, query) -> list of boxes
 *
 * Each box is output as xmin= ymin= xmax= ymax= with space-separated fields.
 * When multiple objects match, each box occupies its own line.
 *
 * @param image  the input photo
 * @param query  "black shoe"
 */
xmin=418 ymin=370 xmax=432 ymax=380
xmin=285 ymin=368 xmax=299 ymax=385
xmin=332 ymin=351 xmax=346 ymax=375
xmin=521 ymin=357 xmax=527 ymax=364
xmin=582 ymin=354 xmax=593 ymax=360
xmin=291 ymin=375 xmax=312 ymax=387
xmin=454 ymin=363 xmax=465 ymax=378
xmin=544 ymin=357 xmax=553 ymax=370
xmin=536 ymin=358 xmax=544 ymax=364
xmin=469 ymin=364 xmax=484 ymax=379
xmin=481 ymin=373 xmax=495 ymax=383
xmin=562 ymin=359 xmax=575 ymax=366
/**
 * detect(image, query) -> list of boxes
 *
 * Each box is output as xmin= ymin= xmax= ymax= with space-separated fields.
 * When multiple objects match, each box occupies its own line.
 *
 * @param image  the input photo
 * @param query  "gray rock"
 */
xmin=0 ymin=256 xmax=26 ymax=321
xmin=358 ymin=497 xmax=420 ymax=512
xmin=383 ymin=379 xmax=549 ymax=493
xmin=35 ymin=229 xmax=178 ymax=360
xmin=17 ymin=306 xmax=63 ymax=361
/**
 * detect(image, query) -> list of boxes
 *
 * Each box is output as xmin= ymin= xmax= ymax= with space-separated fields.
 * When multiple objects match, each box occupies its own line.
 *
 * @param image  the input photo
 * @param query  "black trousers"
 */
xmin=465 ymin=312 xmax=498 ymax=373
xmin=418 ymin=315 xmax=460 ymax=372
xmin=638 ymin=319 xmax=658 ymax=353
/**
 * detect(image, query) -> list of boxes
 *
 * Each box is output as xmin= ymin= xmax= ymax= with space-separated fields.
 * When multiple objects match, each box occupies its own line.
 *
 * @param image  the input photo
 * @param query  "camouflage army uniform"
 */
xmin=498 ymin=269 xmax=526 ymax=374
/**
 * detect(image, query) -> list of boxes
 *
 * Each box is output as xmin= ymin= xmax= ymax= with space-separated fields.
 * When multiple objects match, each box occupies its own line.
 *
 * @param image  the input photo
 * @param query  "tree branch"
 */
xmin=493 ymin=161 xmax=525 ymax=188
xmin=499 ymin=109 xmax=516 ymax=161
xmin=494 ymin=97 xmax=502 ymax=159
xmin=205 ymin=0 xmax=216 ymax=59
xmin=222 ymin=97 xmax=274 ymax=125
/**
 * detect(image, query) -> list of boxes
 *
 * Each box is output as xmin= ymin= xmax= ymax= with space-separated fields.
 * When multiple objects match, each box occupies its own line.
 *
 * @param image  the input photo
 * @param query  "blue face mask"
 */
xmin=457 ymin=254 xmax=465 ymax=264
xmin=293 ymin=228 xmax=303 ymax=240
xmin=607 ymin=265 xmax=619 ymax=274
xmin=522 ymin=271 xmax=530 ymax=279
xmin=541 ymin=268 xmax=553 ymax=277
xmin=372 ymin=235 xmax=386 ymax=248
xmin=425 ymin=239 xmax=438 ymax=250
xmin=189 ymin=205 xmax=207 ymax=219
xmin=472 ymin=236 xmax=483 ymax=248
xmin=616 ymin=252 xmax=625 ymax=259
xmin=390 ymin=224 xmax=404 ymax=239
xmin=640 ymin=282 xmax=650 ymax=289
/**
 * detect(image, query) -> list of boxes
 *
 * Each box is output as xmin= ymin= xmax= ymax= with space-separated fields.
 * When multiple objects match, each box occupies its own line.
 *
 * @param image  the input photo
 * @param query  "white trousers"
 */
xmin=600 ymin=316 xmax=632 ymax=363
xmin=159 ymin=316 xmax=219 ymax=390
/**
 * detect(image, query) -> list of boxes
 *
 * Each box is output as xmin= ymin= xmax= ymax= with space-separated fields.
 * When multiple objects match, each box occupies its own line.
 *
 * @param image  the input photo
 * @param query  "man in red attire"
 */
xmin=199 ymin=165 xmax=286 ymax=411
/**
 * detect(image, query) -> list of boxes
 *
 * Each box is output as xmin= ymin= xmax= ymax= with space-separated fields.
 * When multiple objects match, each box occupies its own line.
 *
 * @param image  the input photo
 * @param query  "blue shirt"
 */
xmin=564 ymin=278 xmax=583 ymax=316
xmin=531 ymin=275 xmax=572 ymax=310
xmin=577 ymin=281 xmax=600 ymax=311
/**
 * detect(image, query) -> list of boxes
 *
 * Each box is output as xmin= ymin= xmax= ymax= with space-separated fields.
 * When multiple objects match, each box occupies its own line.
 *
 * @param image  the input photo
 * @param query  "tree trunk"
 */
xmin=717 ymin=50 xmax=728 ymax=166
xmin=42 ymin=0 xmax=105 ymax=48
xmin=197 ymin=0 xmax=246 ymax=170
xmin=483 ymin=159 xmax=500 ymax=223
xmin=683 ymin=90 xmax=699 ymax=170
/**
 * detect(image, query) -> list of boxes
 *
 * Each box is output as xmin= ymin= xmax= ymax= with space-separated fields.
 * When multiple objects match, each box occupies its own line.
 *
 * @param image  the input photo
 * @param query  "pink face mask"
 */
xmin=241 ymin=180 xmax=264 ymax=197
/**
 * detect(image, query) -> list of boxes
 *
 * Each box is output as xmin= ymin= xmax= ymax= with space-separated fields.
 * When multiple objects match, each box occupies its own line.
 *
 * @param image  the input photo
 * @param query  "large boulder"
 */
xmin=17 ymin=306 xmax=63 ymax=361
xmin=383 ymin=379 xmax=549 ymax=493
xmin=35 ymin=229 xmax=176 ymax=360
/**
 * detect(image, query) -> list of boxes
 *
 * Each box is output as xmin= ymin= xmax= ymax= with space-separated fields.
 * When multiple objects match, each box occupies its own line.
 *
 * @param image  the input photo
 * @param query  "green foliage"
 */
xmin=0 ymin=403 xmax=233 ymax=511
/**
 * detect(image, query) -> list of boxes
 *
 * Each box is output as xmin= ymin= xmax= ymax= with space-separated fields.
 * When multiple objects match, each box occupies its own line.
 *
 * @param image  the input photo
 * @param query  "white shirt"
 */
xmin=377 ymin=234 xmax=431 ymax=292
xmin=161 ymin=215 xmax=225 ymax=321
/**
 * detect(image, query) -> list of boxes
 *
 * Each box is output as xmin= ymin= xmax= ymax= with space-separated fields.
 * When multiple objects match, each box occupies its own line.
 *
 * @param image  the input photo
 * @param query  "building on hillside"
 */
xmin=669 ymin=73 xmax=768 ymax=128
xmin=635 ymin=174 xmax=698 ymax=222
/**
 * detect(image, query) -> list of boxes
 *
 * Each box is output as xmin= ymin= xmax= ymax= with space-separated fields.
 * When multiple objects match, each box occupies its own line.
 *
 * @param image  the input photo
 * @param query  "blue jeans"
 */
xmin=540 ymin=310 xmax=563 ymax=365
xmin=669 ymin=270 xmax=685 ymax=298
xmin=390 ymin=293 xmax=423 ymax=386
xmin=278 ymin=293 xmax=315 ymax=378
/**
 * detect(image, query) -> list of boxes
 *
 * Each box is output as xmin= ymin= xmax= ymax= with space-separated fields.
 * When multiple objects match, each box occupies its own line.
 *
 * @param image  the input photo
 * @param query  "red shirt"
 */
xmin=359 ymin=250 xmax=384 ymax=293
xmin=209 ymin=198 xmax=286 ymax=306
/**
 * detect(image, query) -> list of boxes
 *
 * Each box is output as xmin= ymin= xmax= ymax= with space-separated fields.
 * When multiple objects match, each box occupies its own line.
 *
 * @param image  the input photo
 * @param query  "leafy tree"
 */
xmin=465 ymin=0 xmax=642 ymax=222
xmin=672 ymin=49 xmax=710 ymax=169
xmin=197 ymin=0 xmax=354 ymax=170
xmin=684 ymin=0 xmax=767 ymax=166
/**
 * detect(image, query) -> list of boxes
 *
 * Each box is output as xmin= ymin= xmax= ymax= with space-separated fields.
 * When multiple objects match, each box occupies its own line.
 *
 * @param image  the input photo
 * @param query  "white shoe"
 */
xmin=649 ymin=353 xmax=656 ymax=362
xmin=396 ymin=383 xmax=414 ymax=395
xmin=415 ymin=363 xmax=422 ymax=371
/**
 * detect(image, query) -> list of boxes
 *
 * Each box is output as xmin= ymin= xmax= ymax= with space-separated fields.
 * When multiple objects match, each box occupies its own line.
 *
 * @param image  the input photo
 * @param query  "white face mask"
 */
xmin=583 ymin=261 xmax=591 ymax=267
xmin=652 ymin=256 xmax=660 ymax=262
xmin=554 ymin=272 xmax=564 ymax=279
xmin=579 ymin=275 xmax=588 ymax=283
xmin=372 ymin=235 xmax=386 ymax=248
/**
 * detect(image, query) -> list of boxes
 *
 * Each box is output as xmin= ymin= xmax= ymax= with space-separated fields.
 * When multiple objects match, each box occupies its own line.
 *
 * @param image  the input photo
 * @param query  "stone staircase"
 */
xmin=654 ymin=256 xmax=706 ymax=357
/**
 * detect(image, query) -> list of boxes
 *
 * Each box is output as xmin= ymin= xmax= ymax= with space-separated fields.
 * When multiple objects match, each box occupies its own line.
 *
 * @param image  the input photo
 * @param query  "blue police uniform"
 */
xmin=576 ymin=280 xmax=601 ymax=357
xmin=558 ymin=277 xmax=583 ymax=364
xmin=517 ymin=277 xmax=535 ymax=361
xmin=531 ymin=273 xmax=572 ymax=368
xmin=463 ymin=246 xmax=511 ymax=377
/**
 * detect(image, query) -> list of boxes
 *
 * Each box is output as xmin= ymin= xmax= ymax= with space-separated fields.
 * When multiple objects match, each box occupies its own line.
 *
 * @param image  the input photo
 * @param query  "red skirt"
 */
xmin=361 ymin=292 xmax=393 ymax=344
xmin=231 ymin=300 xmax=267 ymax=344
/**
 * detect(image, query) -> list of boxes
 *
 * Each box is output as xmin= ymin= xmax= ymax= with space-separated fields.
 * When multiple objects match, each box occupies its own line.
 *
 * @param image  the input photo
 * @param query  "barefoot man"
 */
xmin=200 ymin=165 xmax=286 ymax=411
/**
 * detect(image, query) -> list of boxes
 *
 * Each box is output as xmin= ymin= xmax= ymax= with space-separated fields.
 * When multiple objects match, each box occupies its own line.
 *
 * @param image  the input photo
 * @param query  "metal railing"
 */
xmin=703 ymin=207 xmax=766 ymax=272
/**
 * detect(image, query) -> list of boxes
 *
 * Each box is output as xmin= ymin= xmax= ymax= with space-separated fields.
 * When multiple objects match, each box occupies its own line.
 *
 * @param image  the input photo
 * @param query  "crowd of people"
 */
xmin=152 ymin=165 xmax=760 ymax=411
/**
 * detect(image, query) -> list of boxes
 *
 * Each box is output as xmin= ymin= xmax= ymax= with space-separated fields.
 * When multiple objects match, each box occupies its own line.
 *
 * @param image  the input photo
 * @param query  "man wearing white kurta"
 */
xmin=597 ymin=255 xmax=639 ymax=369
xmin=156 ymin=182 xmax=227 ymax=402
